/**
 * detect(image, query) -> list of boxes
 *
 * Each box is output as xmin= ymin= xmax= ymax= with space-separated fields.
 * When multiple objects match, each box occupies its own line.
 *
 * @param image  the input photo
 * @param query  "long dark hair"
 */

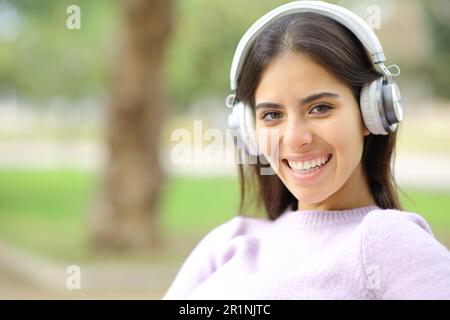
xmin=235 ymin=12 xmax=402 ymax=220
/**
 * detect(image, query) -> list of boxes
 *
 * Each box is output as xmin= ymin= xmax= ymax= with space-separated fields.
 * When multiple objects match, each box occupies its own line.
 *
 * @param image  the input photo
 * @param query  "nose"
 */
xmin=283 ymin=116 xmax=313 ymax=151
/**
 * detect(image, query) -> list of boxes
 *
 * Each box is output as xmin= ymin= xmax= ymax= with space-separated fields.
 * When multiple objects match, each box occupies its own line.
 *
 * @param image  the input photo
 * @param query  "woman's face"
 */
xmin=254 ymin=52 xmax=372 ymax=210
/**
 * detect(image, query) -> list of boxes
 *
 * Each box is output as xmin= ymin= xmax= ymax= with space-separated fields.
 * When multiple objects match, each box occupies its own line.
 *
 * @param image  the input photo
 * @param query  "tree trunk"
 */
xmin=90 ymin=0 xmax=172 ymax=251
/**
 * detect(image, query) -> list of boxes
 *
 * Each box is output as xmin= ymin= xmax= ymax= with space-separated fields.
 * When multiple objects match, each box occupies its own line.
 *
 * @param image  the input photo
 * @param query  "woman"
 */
xmin=162 ymin=1 xmax=450 ymax=299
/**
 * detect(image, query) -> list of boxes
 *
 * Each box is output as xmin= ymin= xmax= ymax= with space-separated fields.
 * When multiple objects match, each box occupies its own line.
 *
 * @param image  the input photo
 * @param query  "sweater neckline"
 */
xmin=276 ymin=205 xmax=381 ymax=227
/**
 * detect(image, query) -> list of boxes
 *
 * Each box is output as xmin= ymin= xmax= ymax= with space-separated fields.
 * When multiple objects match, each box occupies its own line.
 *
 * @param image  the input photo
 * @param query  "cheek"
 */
xmin=331 ymin=118 xmax=365 ymax=176
xmin=255 ymin=127 xmax=285 ymax=176
xmin=256 ymin=127 xmax=281 ymax=159
xmin=332 ymin=106 xmax=366 ymax=145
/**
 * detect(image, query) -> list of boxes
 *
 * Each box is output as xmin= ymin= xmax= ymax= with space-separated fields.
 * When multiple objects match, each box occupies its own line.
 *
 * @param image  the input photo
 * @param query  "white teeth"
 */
xmin=303 ymin=161 xmax=310 ymax=170
xmin=294 ymin=161 xmax=301 ymax=170
xmin=288 ymin=154 xmax=330 ymax=171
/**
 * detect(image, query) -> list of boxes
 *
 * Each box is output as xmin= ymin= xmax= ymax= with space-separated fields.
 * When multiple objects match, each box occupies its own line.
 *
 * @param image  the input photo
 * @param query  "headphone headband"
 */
xmin=230 ymin=0 xmax=386 ymax=91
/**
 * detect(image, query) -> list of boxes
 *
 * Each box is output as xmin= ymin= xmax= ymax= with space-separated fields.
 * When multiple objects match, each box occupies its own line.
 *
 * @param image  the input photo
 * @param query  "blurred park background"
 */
xmin=0 ymin=0 xmax=449 ymax=299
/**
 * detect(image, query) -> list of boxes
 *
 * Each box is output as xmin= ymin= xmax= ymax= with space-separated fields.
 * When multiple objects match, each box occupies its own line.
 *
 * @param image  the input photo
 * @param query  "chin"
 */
xmin=293 ymin=188 xmax=331 ymax=205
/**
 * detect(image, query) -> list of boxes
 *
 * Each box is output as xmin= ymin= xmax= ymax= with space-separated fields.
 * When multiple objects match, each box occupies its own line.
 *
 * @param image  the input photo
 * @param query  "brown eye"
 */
xmin=261 ymin=111 xmax=282 ymax=121
xmin=310 ymin=104 xmax=332 ymax=114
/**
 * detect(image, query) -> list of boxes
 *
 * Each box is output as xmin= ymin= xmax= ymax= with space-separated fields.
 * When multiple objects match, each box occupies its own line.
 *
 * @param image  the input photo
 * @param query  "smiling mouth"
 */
xmin=282 ymin=153 xmax=333 ymax=175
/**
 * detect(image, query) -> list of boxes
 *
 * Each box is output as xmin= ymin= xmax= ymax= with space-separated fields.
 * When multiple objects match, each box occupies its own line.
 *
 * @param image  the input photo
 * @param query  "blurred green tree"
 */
xmin=89 ymin=0 xmax=172 ymax=251
xmin=0 ymin=0 xmax=289 ymax=109
xmin=421 ymin=0 xmax=450 ymax=100
xmin=165 ymin=0 xmax=288 ymax=108
xmin=0 ymin=0 xmax=117 ymax=102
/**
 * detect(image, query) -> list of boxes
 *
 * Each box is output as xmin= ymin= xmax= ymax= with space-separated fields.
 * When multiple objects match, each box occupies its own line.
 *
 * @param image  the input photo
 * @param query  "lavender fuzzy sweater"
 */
xmin=162 ymin=205 xmax=450 ymax=300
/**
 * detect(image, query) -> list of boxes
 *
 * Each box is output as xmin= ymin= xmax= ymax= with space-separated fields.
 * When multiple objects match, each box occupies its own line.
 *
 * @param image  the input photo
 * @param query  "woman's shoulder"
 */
xmin=358 ymin=208 xmax=450 ymax=299
xmin=359 ymin=207 xmax=449 ymax=263
xmin=360 ymin=207 xmax=435 ymax=238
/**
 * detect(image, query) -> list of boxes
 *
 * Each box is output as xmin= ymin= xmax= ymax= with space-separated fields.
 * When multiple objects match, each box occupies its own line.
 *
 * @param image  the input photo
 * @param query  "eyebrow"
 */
xmin=255 ymin=91 xmax=339 ymax=111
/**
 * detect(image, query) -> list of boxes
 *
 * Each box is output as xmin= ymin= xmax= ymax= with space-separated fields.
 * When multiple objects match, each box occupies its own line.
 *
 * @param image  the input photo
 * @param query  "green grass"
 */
xmin=0 ymin=169 xmax=241 ymax=260
xmin=0 ymin=170 xmax=96 ymax=259
xmin=399 ymin=188 xmax=450 ymax=235
xmin=0 ymin=169 xmax=449 ymax=261
xmin=159 ymin=176 xmax=240 ymax=231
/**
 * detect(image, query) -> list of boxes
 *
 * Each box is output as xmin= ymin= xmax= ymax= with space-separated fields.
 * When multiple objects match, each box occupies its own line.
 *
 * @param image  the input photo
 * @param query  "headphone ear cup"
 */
xmin=228 ymin=102 xmax=260 ymax=156
xmin=360 ymin=78 xmax=388 ymax=135
xmin=239 ymin=103 xmax=260 ymax=156
xmin=228 ymin=102 xmax=240 ymax=130
xmin=381 ymin=79 xmax=403 ymax=130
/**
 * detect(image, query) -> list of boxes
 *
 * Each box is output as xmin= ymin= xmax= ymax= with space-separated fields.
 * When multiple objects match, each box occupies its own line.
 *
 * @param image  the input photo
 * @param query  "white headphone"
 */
xmin=226 ymin=1 xmax=404 ymax=156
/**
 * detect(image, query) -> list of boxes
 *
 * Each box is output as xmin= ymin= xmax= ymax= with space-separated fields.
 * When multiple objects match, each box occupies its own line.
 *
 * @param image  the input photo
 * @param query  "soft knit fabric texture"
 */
xmin=162 ymin=205 xmax=450 ymax=300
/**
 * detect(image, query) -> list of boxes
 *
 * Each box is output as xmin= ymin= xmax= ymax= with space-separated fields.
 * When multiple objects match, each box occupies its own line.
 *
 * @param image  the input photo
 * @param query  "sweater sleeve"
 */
xmin=361 ymin=210 xmax=450 ymax=300
xmin=161 ymin=217 xmax=245 ymax=299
